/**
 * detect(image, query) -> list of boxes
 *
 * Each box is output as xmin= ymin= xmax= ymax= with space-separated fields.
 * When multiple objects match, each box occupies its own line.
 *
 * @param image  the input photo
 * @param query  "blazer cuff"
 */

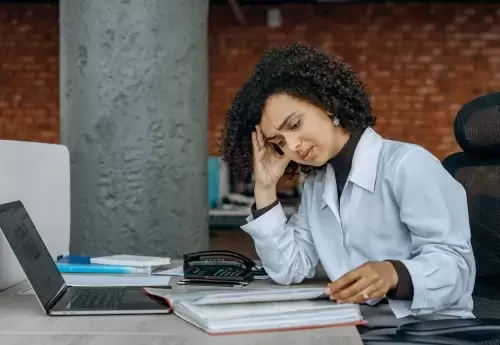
xmin=241 ymin=202 xmax=287 ymax=239
xmin=251 ymin=199 xmax=280 ymax=219
xmin=385 ymin=259 xmax=414 ymax=301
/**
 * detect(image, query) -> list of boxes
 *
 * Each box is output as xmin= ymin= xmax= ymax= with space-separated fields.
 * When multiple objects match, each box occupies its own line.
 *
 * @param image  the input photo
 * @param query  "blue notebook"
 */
xmin=56 ymin=255 xmax=151 ymax=274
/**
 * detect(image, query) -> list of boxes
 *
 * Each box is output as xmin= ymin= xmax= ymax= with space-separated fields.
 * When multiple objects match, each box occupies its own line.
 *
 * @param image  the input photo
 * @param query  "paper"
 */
xmin=63 ymin=274 xmax=171 ymax=287
xmin=188 ymin=300 xmax=344 ymax=320
xmin=192 ymin=287 xmax=328 ymax=305
xmin=146 ymin=286 xmax=328 ymax=306
xmin=144 ymin=286 xmax=364 ymax=335
xmin=155 ymin=265 xmax=184 ymax=276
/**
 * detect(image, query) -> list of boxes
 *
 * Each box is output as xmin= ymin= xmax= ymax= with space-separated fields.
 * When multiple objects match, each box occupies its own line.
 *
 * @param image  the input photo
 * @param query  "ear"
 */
xmin=327 ymin=111 xmax=340 ymax=126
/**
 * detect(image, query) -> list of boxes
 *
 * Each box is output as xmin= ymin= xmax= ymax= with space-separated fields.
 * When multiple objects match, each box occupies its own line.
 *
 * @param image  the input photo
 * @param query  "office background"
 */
xmin=0 ymin=0 xmax=498 ymax=259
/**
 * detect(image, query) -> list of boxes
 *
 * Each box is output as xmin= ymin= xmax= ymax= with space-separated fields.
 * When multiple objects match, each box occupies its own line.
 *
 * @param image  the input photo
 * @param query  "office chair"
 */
xmin=0 ymin=140 xmax=70 ymax=290
xmin=394 ymin=92 xmax=500 ymax=344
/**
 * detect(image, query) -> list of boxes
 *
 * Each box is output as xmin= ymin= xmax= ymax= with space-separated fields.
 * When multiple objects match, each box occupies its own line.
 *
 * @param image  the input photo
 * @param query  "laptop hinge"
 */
xmin=46 ymin=283 xmax=69 ymax=311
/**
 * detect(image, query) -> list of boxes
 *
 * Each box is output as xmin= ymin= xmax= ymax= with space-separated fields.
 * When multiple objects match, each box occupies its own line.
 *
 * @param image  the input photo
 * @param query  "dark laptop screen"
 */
xmin=0 ymin=201 xmax=66 ymax=312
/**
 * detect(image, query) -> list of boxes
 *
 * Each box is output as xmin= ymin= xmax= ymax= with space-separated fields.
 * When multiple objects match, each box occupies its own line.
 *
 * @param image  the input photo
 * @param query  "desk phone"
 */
xmin=182 ymin=250 xmax=265 ymax=283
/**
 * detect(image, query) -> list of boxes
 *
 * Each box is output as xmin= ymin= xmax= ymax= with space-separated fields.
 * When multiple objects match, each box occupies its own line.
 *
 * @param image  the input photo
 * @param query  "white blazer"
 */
xmin=241 ymin=127 xmax=476 ymax=319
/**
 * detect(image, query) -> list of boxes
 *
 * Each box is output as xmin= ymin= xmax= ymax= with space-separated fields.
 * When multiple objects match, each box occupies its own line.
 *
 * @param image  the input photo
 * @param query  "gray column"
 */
xmin=60 ymin=0 xmax=209 ymax=258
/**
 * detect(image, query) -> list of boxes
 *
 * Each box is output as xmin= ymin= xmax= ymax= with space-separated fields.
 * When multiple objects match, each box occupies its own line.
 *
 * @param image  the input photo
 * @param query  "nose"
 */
xmin=286 ymin=135 xmax=301 ymax=153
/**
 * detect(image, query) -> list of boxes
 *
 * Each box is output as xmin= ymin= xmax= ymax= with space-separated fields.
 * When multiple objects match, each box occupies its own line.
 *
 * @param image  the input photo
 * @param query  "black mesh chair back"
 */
xmin=442 ymin=92 xmax=500 ymax=319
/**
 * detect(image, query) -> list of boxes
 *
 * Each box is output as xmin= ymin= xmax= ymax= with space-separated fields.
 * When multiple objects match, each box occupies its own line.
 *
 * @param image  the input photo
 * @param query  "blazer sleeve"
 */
xmin=240 ymin=180 xmax=319 ymax=285
xmin=392 ymin=146 xmax=476 ymax=315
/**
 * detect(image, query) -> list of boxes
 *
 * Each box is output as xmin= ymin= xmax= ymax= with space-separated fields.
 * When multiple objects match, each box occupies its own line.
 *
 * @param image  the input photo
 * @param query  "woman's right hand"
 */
xmin=252 ymin=125 xmax=291 ymax=190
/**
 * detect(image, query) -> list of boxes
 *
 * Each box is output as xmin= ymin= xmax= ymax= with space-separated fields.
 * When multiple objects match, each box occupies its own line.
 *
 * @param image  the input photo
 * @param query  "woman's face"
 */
xmin=259 ymin=93 xmax=350 ymax=167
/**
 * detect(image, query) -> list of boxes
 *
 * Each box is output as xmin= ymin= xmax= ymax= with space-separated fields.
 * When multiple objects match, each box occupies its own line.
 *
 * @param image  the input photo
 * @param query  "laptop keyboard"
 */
xmin=69 ymin=288 xmax=125 ymax=309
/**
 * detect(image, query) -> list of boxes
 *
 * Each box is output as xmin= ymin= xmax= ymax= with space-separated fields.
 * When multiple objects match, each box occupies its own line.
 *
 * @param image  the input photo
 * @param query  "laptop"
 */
xmin=0 ymin=200 xmax=171 ymax=315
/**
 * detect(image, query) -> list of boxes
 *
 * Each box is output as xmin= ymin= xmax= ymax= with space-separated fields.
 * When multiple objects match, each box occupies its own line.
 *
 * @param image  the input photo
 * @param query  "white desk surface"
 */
xmin=0 ymin=268 xmax=363 ymax=345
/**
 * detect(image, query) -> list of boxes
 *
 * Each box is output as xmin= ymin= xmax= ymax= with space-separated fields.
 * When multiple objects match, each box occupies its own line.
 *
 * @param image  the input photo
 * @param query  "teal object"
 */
xmin=208 ymin=156 xmax=220 ymax=208
xmin=55 ymin=263 xmax=150 ymax=274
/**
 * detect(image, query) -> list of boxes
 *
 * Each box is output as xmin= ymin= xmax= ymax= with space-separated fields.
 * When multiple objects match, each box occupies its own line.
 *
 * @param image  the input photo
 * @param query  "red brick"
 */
xmin=0 ymin=3 xmax=59 ymax=143
xmin=1 ymin=2 xmax=499 ymax=161
xmin=208 ymin=3 xmax=500 ymax=160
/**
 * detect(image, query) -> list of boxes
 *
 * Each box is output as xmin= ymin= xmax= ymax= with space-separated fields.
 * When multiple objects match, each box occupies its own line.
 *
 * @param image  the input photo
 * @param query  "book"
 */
xmin=143 ymin=286 xmax=365 ymax=335
xmin=56 ymin=255 xmax=156 ymax=274
xmin=56 ymin=255 xmax=92 ymax=264
xmin=56 ymin=262 xmax=152 ymax=274
xmin=90 ymin=254 xmax=171 ymax=267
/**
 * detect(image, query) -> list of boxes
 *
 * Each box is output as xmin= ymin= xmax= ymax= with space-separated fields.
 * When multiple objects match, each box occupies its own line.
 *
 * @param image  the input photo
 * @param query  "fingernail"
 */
xmin=324 ymin=288 xmax=331 ymax=294
xmin=337 ymin=299 xmax=343 ymax=303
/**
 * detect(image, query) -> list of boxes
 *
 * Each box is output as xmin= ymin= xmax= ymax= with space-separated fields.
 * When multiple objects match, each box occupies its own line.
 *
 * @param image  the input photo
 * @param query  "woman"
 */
xmin=220 ymin=42 xmax=475 ymax=325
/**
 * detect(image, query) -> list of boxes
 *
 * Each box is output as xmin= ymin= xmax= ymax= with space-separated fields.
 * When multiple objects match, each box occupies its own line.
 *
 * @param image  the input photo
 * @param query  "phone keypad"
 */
xmin=185 ymin=266 xmax=250 ymax=281
xmin=214 ymin=267 xmax=245 ymax=277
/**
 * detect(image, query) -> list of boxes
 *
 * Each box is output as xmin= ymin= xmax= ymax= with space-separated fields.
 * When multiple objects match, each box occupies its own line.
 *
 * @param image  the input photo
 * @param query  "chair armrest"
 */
xmin=397 ymin=318 xmax=500 ymax=342
xmin=362 ymin=334 xmax=477 ymax=345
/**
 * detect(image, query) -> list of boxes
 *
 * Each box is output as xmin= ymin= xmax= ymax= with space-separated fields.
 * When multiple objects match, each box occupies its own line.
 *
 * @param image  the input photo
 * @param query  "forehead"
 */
xmin=259 ymin=94 xmax=303 ymax=138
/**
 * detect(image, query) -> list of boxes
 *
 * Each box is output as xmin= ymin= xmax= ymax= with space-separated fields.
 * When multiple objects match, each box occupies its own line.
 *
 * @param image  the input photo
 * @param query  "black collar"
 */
xmin=328 ymin=129 xmax=364 ymax=182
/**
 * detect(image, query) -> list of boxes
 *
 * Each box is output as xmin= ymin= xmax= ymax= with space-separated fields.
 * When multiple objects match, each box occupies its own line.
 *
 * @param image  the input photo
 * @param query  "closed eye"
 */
xmin=290 ymin=120 xmax=301 ymax=130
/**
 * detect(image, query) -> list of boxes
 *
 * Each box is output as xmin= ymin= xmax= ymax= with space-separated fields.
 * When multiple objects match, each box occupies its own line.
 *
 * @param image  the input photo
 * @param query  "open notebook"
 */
xmin=143 ymin=286 xmax=365 ymax=335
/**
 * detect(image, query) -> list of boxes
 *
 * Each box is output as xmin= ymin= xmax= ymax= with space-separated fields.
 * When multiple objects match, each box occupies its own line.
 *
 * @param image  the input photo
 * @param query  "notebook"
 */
xmin=143 ymin=286 xmax=365 ymax=335
xmin=90 ymin=254 xmax=171 ymax=267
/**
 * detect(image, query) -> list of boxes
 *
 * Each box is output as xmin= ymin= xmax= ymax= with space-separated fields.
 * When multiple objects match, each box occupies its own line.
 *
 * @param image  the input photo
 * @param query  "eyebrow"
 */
xmin=265 ymin=113 xmax=296 ymax=141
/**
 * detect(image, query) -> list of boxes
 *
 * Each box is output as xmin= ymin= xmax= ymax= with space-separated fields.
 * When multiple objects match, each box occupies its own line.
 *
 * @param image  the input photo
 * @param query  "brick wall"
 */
xmin=0 ymin=4 xmax=58 ymax=143
xmin=1 ymin=3 xmax=499 ymax=161
xmin=209 ymin=3 xmax=500 ymax=160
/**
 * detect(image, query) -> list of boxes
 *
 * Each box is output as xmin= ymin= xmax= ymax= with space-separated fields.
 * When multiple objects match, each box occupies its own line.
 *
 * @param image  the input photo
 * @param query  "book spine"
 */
xmin=56 ymin=263 xmax=151 ymax=274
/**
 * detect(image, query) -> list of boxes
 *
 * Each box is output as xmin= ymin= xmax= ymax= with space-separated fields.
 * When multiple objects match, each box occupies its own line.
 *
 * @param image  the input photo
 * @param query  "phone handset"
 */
xmin=183 ymin=250 xmax=256 ymax=270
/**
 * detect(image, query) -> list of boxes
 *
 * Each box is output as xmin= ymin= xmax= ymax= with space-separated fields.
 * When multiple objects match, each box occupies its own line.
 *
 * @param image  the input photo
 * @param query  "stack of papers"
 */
xmin=56 ymin=254 xmax=172 ymax=275
xmin=143 ymin=286 xmax=364 ymax=335
xmin=54 ymin=254 xmax=172 ymax=288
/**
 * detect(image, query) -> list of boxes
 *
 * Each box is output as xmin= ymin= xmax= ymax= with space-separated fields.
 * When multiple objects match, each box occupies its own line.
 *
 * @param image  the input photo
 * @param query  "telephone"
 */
xmin=182 ymin=250 xmax=267 ymax=284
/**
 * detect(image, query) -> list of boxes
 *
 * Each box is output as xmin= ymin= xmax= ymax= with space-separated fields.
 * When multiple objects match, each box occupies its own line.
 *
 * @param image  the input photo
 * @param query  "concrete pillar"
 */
xmin=60 ymin=0 xmax=209 ymax=257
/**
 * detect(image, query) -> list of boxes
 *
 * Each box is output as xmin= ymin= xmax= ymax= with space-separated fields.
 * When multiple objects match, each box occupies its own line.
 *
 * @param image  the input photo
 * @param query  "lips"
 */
xmin=301 ymin=147 xmax=313 ymax=160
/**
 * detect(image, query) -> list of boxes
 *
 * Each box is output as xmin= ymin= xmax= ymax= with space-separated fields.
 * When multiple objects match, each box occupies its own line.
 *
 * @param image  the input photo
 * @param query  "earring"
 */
xmin=333 ymin=117 xmax=340 ymax=126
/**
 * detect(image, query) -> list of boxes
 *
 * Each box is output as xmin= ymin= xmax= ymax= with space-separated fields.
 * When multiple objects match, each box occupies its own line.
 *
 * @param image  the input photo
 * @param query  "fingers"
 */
xmin=331 ymin=277 xmax=372 ymax=303
xmin=276 ymin=151 xmax=292 ymax=167
xmin=327 ymin=269 xmax=362 ymax=295
xmin=359 ymin=279 xmax=386 ymax=301
xmin=255 ymin=125 xmax=264 ymax=150
xmin=251 ymin=131 xmax=260 ymax=153
xmin=341 ymin=279 xmax=386 ymax=304
xmin=325 ymin=262 xmax=393 ymax=304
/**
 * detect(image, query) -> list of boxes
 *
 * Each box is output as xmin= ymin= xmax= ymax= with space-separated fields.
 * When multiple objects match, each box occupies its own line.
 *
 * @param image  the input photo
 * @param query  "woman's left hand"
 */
xmin=324 ymin=261 xmax=399 ymax=303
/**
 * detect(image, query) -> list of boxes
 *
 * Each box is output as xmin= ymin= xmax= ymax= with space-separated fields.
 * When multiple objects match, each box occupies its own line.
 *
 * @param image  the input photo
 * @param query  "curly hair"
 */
xmin=219 ymin=42 xmax=376 ymax=179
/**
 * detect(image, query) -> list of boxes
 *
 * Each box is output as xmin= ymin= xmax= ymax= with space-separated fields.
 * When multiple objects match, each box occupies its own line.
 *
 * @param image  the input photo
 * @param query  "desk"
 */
xmin=0 ymin=274 xmax=363 ymax=345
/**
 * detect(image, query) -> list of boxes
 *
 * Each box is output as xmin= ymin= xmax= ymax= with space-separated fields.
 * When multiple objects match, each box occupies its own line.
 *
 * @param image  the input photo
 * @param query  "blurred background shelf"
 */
xmin=209 ymin=202 xmax=298 ymax=229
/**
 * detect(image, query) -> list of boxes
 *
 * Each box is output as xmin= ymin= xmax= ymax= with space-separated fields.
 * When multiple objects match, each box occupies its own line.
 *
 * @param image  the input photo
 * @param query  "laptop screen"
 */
xmin=0 ymin=201 xmax=66 ymax=312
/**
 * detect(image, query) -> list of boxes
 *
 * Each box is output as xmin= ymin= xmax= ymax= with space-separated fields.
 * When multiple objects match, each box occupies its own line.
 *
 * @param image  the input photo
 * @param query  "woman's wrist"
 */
xmin=254 ymin=184 xmax=278 ymax=209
